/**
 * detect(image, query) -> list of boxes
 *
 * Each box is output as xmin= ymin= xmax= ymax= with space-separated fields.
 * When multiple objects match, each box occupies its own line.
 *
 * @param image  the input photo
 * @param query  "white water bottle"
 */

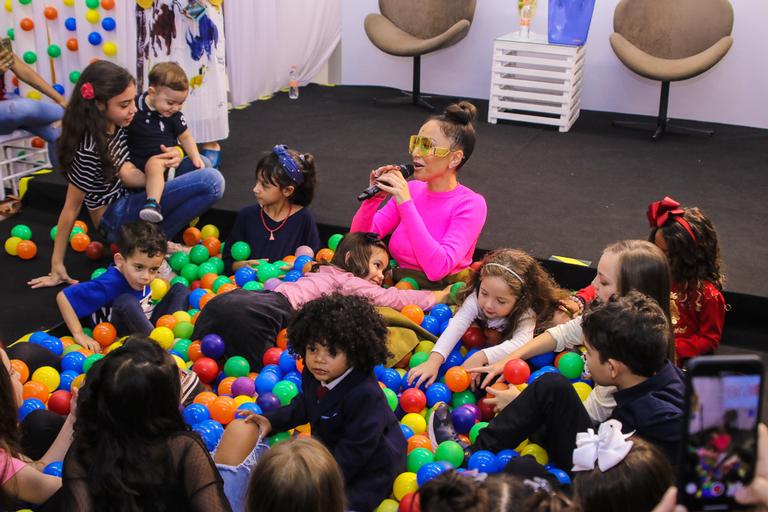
xmin=289 ymin=66 xmax=299 ymax=100
xmin=520 ymin=0 xmax=533 ymax=39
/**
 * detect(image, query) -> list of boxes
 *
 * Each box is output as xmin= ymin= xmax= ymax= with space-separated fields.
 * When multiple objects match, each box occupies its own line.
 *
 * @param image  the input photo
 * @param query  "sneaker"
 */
xmin=139 ymin=198 xmax=164 ymax=223
xmin=428 ymin=402 xmax=469 ymax=451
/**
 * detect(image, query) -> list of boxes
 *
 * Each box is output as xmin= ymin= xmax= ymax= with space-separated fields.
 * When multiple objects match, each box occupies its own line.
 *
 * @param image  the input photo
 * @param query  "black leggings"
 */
xmin=7 ymin=342 xmax=60 ymax=375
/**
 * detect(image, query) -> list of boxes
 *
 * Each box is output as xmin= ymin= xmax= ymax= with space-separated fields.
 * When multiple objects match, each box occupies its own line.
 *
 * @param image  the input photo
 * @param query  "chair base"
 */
xmin=374 ymin=91 xmax=435 ymax=111
xmin=612 ymin=119 xmax=715 ymax=141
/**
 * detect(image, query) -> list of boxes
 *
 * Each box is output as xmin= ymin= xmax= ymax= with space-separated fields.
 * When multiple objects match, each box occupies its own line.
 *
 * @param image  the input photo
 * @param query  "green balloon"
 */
xmin=11 ymin=224 xmax=32 ymax=240
xmin=382 ymin=387 xmax=398 ymax=412
xmin=408 ymin=351 xmax=429 ymax=369
xmin=180 ymin=263 xmax=199 ymax=282
xmin=209 ymin=257 xmax=224 ymax=275
xmin=197 ymin=261 xmax=218 ymax=280
xmin=169 ymin=251 xmax=190 ymax=272
xmin=223 ymin=356 xmax=250 ymax=377
xmin=557 ymin=352 xmax=585 ymax=379
xmin=268 ymin=431 xmax=291 ymax=446
xmin=449 ymin=282 xmax=466 ymax=303
xmin=407 ymin=447 xmax=435 ymax=473
xmin=85 ymin=0 xmax=99 ymax=8
xmin=83 ymin=354 xmax=104 ymax=373
xmin=172 ymin=339 xmax=191 ymax=361
xmin=230 ymin=241 xmax=251 ymax=261
xmin=452 ymin=390 xmax=476 ymax=408
xmin=212 ymin=275 xmax=230 ymax=293
xmin=242 ymin=281 xmax=264 ymax=291
xmin=69 ymin=70 xmax=81 ymax=84
xmin=327 ymin=233 xmax=344 ymax=251
xmin=173 ymin=322 xmax=194 ymax=340
xmin=47 ymin=45 xmax=61 ymax=58
xmin=23 ymin=51 xmax=37 ymax=64
xmin=170 ymin=276 xmax=190 ymax=288
xmin=257 ymin=262 xmax=280 ymax=283
xmin=435 ymin=440 xmax=465 ymax=468
xmin=469 ymin=421 xmax=489 ymax=444
xmin=272 ymin=381 xmax=299 ymax=406
xmin=189 ymin=244 xmax=210 ymax=265
xmin=90 ymin=267 xmax=107 ymax=280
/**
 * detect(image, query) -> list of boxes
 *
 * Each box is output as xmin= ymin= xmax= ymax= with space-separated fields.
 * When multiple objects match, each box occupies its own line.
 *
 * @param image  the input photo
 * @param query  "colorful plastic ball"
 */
xmin=20 ymin=18 xmax=34 ymax=31
xmin=400 ymin=304 xmax=425 ymax=325
xmin=425 ymin=383 xmax=452 ymax=408
xmin=183 ymin=227 xmax=201 ymax=246
xmin=401 ymin=413 xmax=426 ymax=435
xmin=420 ymin=316 xmax=441 ymax=336
xmin=85 ymin=8 xmax=99 ymax=24
xmin=193 ymin=419 xmax=223 ymax=451
xmin=557 ymin=352 xmax=585 ymax=379
xmin=172 ymin=320 xmax=193 ymax=340
xmin=69 ymin=232 xmax=90 ymax=252
xmin=262 ymin=278 xmax=281 ymax=291
xmin=503 ymin=359 xmax=531 ymax=386
xmin=261 ymin=347 xmax=281 ymax=368
xmin=461 ymin=326 xmax=486 ymax=350
xmin=429 ymin=303 xmax=453 ymax=324
xmin=393 ymin=472 xmax=418 ymax=501
xmin=47 ymin=390 xmax=71 ymax=415
xmin=376 ymin=498 xmax=400 ymax=512
xmin=572 ymin=381 xmax=592 ymax=401
xmin=434 ymin=440 xmax=465 ymax=468
xmin=103 ymin=41 xmax=117 ymax=57
xmin=200 ymin=334 xmax=225 ymax=359
xmin=63 ymin=17 xmax=77 ymax=31
xmin=148 ymin=326 xmax=173 ymax=350
xmin=229 ymin=241 xmax=251 ymax=261
xmin=87 ymin=32 xmax=102 ymax=45
xmin=407 ymin=352 xmax=429 ymax=371
xmin=85 ymin=0 xmax=99 ymax=8
xmin=10 ymin=224 xmax=31 ymax=240
xmin=82 ymin=354 xmax=104 ymax=373
xmin=327 ymin=233 xmax=343 ymax=251
xmin=315 ymin=248 xmax=334 ymax=263
xmin=43 ymin=6 xmax=58 ymax=19
xmin=548 ymin=467 xmax=571 ymax=485
xmin=528 ymin=352 xmax=555 ymax=369
xmin=183 ymin=403 xmax=210 ymax=425
xmin=60 ymin=351 xmax=86 ymax=374
xmin=37 ymin=336 xmax=63 ymax=356
xmin=200 ymin=224 xmax=219 ymax=239
xmin=379 ymin=368 xmax=402 ymax=391
xmin=23 ymin=380 xmax=49 ymax=403
xmin=42 ymin=461 xmax=63 ymax=477
xmin=10 ymin=360 xmax=28 ymax=385
xmin=192 ymin=357 xmax=219 ymax=384
xmin=101 ymin=17 xmax=116 ymax=31
xmin=223 ymin=356 xmax=250 ymax=378
xmin=293 ymin=255 xmax=313 ymax=272
xmin=19 ymin=398 xmax=46 ymax=421
xmin=495 ymin=449 xmax=520 ymax=470
xmin=91 ymin=321 xmax=115 ymax=346
xmin=468 ymin=450 xmax=499 ymax=473
xmin=450 ymin=404 xmax=477 ymax=435
xmin=209 ymin=396 xmax=236 ymax=425
xmin=14 ymin=239 xmax=36 ymax=260
xmin=256 ymin=391 xmax=281 ymax=413
xmin=272 ymin=380 xmax=299 ymax=406
xmin=416 ymin=461 xmax=449 ymax=486
xmin=399 ymin=388 xmax=427 ymax=414
xmin=521 ymin=443 xmax=549 ymax=465
xmin=237 ymin=402 xmax=262 ymax=416
xmin=278 ymin=351 xmax=297 ymax=374
xmin=101 ymin=0 xmax=115 ymax=8
xmin=229 ymin=376 xmax=254 ymax=398
xmin=188 ymin=244 xmax=209 ymax=265
xmin=4 ymin=237 xmax=21 ymax=255
xmin=168 ymin=252 xmax=190 ymax=273
xmin=31 ymin=366 xmax=60 ymax=393
xmin=261 ymin=364 xmax=284 ymax=378
xmin=188 ymin=289 xmax=207 ymax=310
xmin=46 ymin=44 xmax=62 ymax=58
xmin=256 ymin=262 xmax=280 ymax=283
xmin=444 ymin=366 xmax=471 ymax=393
xmin=400 ymin=424 xmax=414 ymax=440
xmin=232 ymin=267 xmax=255 ymax=287
xmin=68 ymin=70 xmax=81 ymax=85
xmin=469 ymin=421 xmax=489 ymax=444
xmin=255 ymin=371 xmax=280 ymax=394
xmin=211 ymin=275 xmax=230 ymax=293
xmin=382 ymin=387 xmax=398 ymax=412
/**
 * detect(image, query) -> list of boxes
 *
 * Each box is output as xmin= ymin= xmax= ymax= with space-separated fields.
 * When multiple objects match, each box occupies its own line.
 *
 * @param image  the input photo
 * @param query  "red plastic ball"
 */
xmin=503 ymin=359 xmax=531 ymax=386
xmin=262 ymin=347 xmax=283 ymax=367
xmin=47 ymin=390 xmax=71 ymax=415
xmin=192 ymin=357 xmax=220 ymax=384
xmin=400 ymin=492 xmax=421 ymax=512
xmin=31 ymin=137 xmax=45 ymax=148
xmin=399 ymin=388 xmax=427 ymax=414
xmin=483 ymin=328 xmax=503 ymax=347
xmin=461 ymin=326 xmax=486 ymax=350
xmin=86 ymin=241 xmax=104 ymax=260
xmin=477 ymin=397 xmax=496 ymax=422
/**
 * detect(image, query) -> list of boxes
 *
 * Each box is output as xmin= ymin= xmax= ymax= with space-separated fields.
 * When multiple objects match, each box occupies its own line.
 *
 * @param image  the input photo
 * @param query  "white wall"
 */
xmin=341 ymin=0 xmax=768 ymax=129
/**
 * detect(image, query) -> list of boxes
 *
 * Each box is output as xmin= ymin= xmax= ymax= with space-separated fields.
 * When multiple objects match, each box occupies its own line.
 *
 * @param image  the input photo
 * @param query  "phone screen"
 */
xmin=683 ymin=371 xmax=761 ymax=509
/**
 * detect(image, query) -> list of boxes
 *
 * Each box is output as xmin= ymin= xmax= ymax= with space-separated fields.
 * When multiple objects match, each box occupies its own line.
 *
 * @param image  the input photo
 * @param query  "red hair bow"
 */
xmin=80 ymin=82 xmax=95 ymax=100
xmin=647 ymin=196 xmax=697 ymax=242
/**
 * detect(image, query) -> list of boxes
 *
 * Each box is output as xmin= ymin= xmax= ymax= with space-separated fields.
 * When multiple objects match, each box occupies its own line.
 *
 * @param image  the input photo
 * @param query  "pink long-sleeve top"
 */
xmin=350 ymin=180 xmax=487 ymax=282
xmin=274 ymin=265 xmax=437 ymax=311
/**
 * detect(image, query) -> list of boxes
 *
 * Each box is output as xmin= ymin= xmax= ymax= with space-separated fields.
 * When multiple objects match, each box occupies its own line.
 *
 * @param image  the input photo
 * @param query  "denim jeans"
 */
xmin=98 ymin=167 xmax=225 ymax=244
xmin=0 ymin=96 xmax=64 ymax=169
xmin=110 ymin=283 xmax=191 ymax=336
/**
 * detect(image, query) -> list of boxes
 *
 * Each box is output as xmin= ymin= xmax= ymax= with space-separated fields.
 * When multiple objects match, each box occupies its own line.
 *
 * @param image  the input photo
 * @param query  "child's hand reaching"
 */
xmin=73 ymin=332 xmax=101 ymax=353
xmin=192 ymin=155 xmax=205 ymax=169
xmin=484 ymin=385 xmax=520 ymax=413
xmin=432 ymin=284 xmax=453 ymax=304
xmin=462 ymin=351 xmax=489 ymax=390
xmin=466 ymin=359 xmax=506 ymax=389
xmin=408 ymin=352 xmax=444 ymax=388
xmin=237 ymin=410 xmax=272 ymax=438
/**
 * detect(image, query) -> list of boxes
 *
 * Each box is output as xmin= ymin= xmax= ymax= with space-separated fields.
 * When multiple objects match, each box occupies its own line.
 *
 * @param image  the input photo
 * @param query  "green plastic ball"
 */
xmin=452 ymin=390 xmax=476 ymax=408
xmin=7 ymin=28 xmax=14 ymax=41
xmin=449 ymin=282 xmax=466 ymax=303
xmin=383 ymin=387 xmax=398 ymax=412
xmin=170 ymin=276 xmax=190 ymax=288
xmin=242 ymin=281 xmax=264 ymax=291
xmin=268 ymin=431 xmax=291 ymax=446
xmin=85 ymin=0 xmax=99 ymax=8
xmin=169 ymin=251 xmax=190 ymax=272
xmin=257 ymin=262 xmax=280 ymax=283
xmin=180 ymin=263 xmax=199 ymax=282
xmin=83 ymin=353 xmax=104 ymax=373
xmin=408 ymin=351 xmax=429 ymax=369
xmin=407 ymin=447 xmax=435 ymax=473
xmin=209 ymin=256 xmax=224 ymax=275
xmin=272 ymin=380 xmax=299 ymax=406
xmin=435 ymin=440 xmax=465 ymax=468
xmin=47 ymin=44 xmax=61 ymax=58
xmin=189 ymin=244 xmax=210 ymax=265
xmin=223 ymin=356 xmax=250 ymax=377
xmin=212 ymin=275 xmax=230 ymax=293
xmin=173 ymin=322 xmax=194 ymax=340
xmin=22 ymin=51 xmax=36 ymax=64
xmin=197 ymin=261 xmax=218 ymax=280
xmin=11 ymin=224 xmax=32 ymax=240
xmin=469 ymin=421 xmax=489 ymax=444
xmin=389 ymin=258 xmax=399 ymax=269
xmin=69 ymin=70 xmax=81 ymax=84
xmin=90 ymin=267 xmax=107 ymax=280
xmin=172 ymin=339 xmax=191 ymax=361
xmin=557 ymin=352 xmax=585 ymax=379
xmin=19 ymin=0 xmax=32 ymax=5
xmin=82 ymin=327 xmax=93 ymax=337
xmin=327 ymin=233 xmax=343 ymax=251
xmin=230 ymin=241 xmax=251 ymax=261
xmin=49 ymin=225 xmax=57 ymax=240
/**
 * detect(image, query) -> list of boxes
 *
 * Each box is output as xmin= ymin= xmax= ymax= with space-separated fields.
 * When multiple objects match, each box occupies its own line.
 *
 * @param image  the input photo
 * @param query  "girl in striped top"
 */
xmin=29 ymin=61 xmax=224 ymax=289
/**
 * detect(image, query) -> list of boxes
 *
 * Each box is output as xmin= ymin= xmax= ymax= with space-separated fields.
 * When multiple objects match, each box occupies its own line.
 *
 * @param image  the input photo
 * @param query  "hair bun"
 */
xmin=444 ymin=101 xmax=478 ymax=126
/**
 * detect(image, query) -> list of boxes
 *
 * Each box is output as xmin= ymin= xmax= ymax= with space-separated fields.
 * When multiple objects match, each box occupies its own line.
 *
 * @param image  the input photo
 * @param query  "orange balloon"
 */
xmin=92 ymin=322 xmax=117 ymax=347
xmin=407 ymin=434 xmax=432 ymax=453
xmin=444 ymin=366 xmax=471 ymax=393
xmin=11 ymin=359 xmax=29 ymax=384
xmin=44 ymin=6 xmax=58 ymax=19
xmin=31 ymin=137 xmax=45 ymax=148
xmin=315 ymin=248 xmax=334 ymax=263
xmin=155 ymin=314 xmax=176 ymax=330
xmin=74 ymin=220 xmax=88 ymax=234
xmin=70 ymin=233 xmax=91 ymax=252
xmin=101 ymin=0 xmax=115 ymax=9
xmin=16 ymin=240 xmax=37 ymax=260
xmin=276 ymin=328 xmax=289 ymax=350
xmin=217 ymin=283 xmax=237 ymax=294
xmin=20 ymin=18 xmax=34 ymax=31
xmin=209 ymin=396 xmax=236 ymax=424
xmin=200 ymin=273 xmax=218 ymax=290
xmin=400 ymin=304 xmax=425 ymax=325
xmin=66 ymin=38 xmax=79 ymax=51
xmin=188 ymin=341 xmax=203 ymax=361
xmin=395 ymin=281 xmax=414 ymax=290
xmin=23 ymin=380 xmax=49 ymax=402
xmin=217 ymin=376 xmax=236 ymax=396
xmin=193 ymin=391 xmax=217 ymax=407
xmin=183 ymin=227 xmax=201 ymax=246
xmin=202 ymin=237 xmax=221 ymax=257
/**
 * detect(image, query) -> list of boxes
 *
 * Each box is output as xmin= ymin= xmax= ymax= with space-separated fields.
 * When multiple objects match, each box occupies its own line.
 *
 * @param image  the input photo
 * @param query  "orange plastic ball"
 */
xmin=70 ymin=233 xmax=91 ymax=252
xmin=315 ymin=248 xmax=334 ymax=263
xmin=74 ymin=220 xmax=88 ymax=233
xmin=92 ymin=322 xmax=117 ymax=347
xmin=217 ymin=283 xmax=237 ymax=294
xmin=199 ymin=293 xmax=215 ymax=309
xmin=183 ymin=227 xmax=201 ymax=246
xmin=209 ymin=396 xmax=236 ymax=424
xmin=16 ymin=240 xmax=37 ymax=260
xmin=23 ymin=380 xmax=49 ymax=402
xmin=20 ymin=18 xmax=34 ymax=31
xmin=44 ymin=6 xmax=58 ymax=19
xmin=200 ymin=273 xmax=218 ymax=290
xmin=193 ymin=391 xmax=217 ymax=407
xmin=217 ymin=376 xmax=236 ymax=396
xmin=282 ymin=255 xmax=296 ymax=265
xmin=301 ymin=261 xmax=314 ymax=274
xmin=400 ymin=304 xmax=425 ymax=325
xmin=155 ymin=314 xmax=176 ymax=330
xmin=188 ymin=341 xmax=203 ymax=361
xmin=66 ymin=38 xmax=79 ymax=51
xmin=11 ymin=359 xmax=29 ymax=384
xmin=444 ymin=366 xmax=471 ymax=393
xmin=395 ymin=280 xmax=414 ymax=290
xmin=407 ymin=434 xmax=432 ymax=453
xmin=191 ymin=312 xmax=200 ymax=324
xmin=276 ymin=328 xmax=289 ymax=350
xmin=202 ymin=237 xmax=221 ymax=257
xmin=31 ymin=137 xmax=45 ymax=148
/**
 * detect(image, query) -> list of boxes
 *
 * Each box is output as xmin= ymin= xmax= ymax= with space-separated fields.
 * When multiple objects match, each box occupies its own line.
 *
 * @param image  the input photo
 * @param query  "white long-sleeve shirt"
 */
xmin=431 ymin=292 xmax=536 ymax=364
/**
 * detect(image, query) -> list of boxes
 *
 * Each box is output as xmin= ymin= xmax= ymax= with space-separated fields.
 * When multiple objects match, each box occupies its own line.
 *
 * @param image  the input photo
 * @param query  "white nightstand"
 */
xmin=488 ymin=31 xmax=586 ymax=132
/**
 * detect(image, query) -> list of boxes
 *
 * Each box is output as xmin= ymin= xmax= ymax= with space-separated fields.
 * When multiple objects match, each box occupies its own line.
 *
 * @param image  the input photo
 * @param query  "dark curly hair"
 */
xmin=649 ymin=206 xmax=724 ymax=294
xmin=70 ymin=336 xmax=187 ymax=511
xmin=287 ymin=293 xmax=391 ymax=374
xmin=255 ymin=147 xmax=317 ymax=207
xmin=119 ymin=220 xmax=167 ymax=258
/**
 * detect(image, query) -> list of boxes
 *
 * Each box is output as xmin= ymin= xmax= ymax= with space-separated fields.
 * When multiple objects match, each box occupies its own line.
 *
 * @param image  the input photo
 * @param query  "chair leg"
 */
xmin=373 ymin=55 xmax=435 ymax=111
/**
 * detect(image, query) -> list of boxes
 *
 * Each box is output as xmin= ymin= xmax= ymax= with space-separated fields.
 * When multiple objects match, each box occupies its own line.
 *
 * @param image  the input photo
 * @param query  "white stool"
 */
xmin=0 ymin=129 xmax=51 ymax=200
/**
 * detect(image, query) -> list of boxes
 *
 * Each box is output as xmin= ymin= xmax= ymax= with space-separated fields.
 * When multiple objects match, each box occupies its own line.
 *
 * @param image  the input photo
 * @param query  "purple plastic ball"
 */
xmin=463 ymin=403 xmax=481 ymax=421
xmin=256 ymin=392 xmax=281 ymax=413
xmin=231 ymin=377 xmax=255 ymax=397
xmin=263 ymin=277 xmax=282 ymax=291
xmin=451 ymin=404 xmax=478 ymax=435
xmin=200 ymin=334 xmax=226 ymax=359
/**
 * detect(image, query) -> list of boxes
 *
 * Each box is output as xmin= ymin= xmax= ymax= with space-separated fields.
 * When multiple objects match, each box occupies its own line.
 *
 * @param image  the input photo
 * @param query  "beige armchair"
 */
xmin=609 ymin=0 xmax=734 ymax=140
xmin=364 ymin=0 xmax=476 ymax=110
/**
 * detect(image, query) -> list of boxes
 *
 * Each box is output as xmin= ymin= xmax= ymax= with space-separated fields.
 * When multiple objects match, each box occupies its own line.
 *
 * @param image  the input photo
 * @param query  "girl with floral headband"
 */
xmin=222 ymin=145 xmax=320 ymax=274
xmin=29 ymin=61 xmax=225 ymax=289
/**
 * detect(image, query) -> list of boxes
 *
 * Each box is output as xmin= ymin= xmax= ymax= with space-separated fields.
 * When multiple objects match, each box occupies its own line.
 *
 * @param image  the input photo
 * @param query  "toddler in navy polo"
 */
xmin=127 ymin=62 xmax=205 ymax=223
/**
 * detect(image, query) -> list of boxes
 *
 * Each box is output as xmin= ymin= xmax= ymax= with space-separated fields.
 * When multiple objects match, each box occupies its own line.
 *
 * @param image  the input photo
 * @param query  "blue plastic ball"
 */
xmin=39 ymin=336 xmax=63 ymax=356
xmin=293 ymin=255 xmax=313 ymax=272
xmin=429 ymin=304 xmax=453 ymax=324
xmin=379 ymin=368 xmax=402 ymax=391
xmin=189 ymin=288 xmax=208 ymax=309
xmin=495 ymin=449 xmax=519 ymax=470
xmin=237 ymin=402 xmax=262 ymax=415
xmin=373 ymin=364 xmax=386 ymax=379
xmin=256 ymin=392 xmax=281 ymax=413
xmin=200 ymin=334 xmax=226 ymax=359
xmin=528 ymin=352 xmax=555 ymax=369
xmin=183 ymin=403 xmax=211 ymax=425
xmin=417 ymin=461 xmax=449 ymax=486
xmin=58 ymin=370 xmax=79 ymax=391
xmin=64 ymin=17 xmax=76 ymax=31
xmin=439 ymin=320 xmax=450 ymax=335
xmin=53 ymin=83 xmax=65 ymax=95
xmin=88 ymin=32 xmax=102 ymax=46
xmin=425 ymin=382 xmax=452 ymax=408
xmin=420 ymin=316 xmax=441 ymax=336
xmin=29 ymin=331 xmax=49 ymax=344
xmin=528 ymin=369 xmax=545 ymax=384
xmin=283 ymin=370 xmax=302 ymax=388
xmin=441 ymin=350 xmax=464 ymax=372
xmin=548 ymin=467 xmax=571 ymax=485
xmin=101 ymin=17 xmax=116 ymax=31
xmin=19 ymin=398 xmax=46 ymax=421
xmin=451 ymin=404 xmax=478 ymax=435
xmin=43 ymin=461 xmax=63 ymax=477
xmin=255 ymin=372 xmax=280 ymax=394
xmin=261 ymin=364 xmax=284 ymax=379
xmin=234 ymin=266 xmax=257 ymax=286
xmin=283 ymin=269 xmax=302 ymax=282
xmin=539 ymin=365 xmax=558 ymax=374
xmin=61 ymin=351 xmax=86 ymax=373
xmin=278 ymin=351 xmax=297 ymax=374
xmin=467 ymin=450 xmax=499 ymax=473
xmin=400 ymin=424 xmax=414 ymax=440
xmin=193 ymin=419 xmax=224 ymax=451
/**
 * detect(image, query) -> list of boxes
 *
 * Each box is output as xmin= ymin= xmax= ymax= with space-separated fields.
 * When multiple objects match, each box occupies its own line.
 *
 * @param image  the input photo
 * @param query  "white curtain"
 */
xmin=223 ymin=0 xmax=341 ymax=106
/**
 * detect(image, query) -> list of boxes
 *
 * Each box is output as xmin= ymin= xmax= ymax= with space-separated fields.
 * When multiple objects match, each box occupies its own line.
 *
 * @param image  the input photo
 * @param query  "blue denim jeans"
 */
xmin=98 ymin=167 xmax=225 ymax=244
xmin=0 ymin=96 xmax=64 ymax=169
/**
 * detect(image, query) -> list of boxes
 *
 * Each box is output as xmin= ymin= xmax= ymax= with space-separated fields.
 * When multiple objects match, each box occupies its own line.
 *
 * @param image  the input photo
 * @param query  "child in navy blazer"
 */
xmin=229 ymin=293 xmax=406 ymax=512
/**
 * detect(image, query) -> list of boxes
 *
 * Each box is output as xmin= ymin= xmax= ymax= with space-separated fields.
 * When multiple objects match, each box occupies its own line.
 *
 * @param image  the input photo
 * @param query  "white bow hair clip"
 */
xmin=572 ymin=419 xmax=634 ymax=473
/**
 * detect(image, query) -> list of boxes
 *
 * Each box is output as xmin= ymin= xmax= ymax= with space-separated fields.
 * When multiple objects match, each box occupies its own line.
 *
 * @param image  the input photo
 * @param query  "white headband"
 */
xmin=484 ymin=263 xmax=525 ymax=285
xmin=572 ymin=419 xmax=634 ymax=472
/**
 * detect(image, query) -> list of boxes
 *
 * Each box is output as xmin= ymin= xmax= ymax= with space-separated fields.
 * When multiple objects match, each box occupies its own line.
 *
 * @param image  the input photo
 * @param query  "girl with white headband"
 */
xmin=408 ymin=248 xmax=568 ymax=388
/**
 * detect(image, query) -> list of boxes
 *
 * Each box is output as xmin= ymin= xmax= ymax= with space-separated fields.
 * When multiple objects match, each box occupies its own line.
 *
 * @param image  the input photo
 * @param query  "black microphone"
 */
xmin=357 ymin=164 xmax=415 ymax=201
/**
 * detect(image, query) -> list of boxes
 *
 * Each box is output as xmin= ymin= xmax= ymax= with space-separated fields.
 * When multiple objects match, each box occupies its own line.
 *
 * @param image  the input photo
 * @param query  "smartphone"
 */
xmin=678 ymin=355 xmax=764 ymax=511
xmin=1 ymin=37 xmax=12 ymax=53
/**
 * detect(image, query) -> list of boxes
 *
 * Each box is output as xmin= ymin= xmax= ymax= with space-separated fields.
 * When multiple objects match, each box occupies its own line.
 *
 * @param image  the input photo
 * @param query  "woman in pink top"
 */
xmin=351 ymin=101 xmax=487 ymax=289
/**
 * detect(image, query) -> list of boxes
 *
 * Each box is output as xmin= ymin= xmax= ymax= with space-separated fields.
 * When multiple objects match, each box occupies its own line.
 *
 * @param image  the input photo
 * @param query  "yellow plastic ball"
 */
xmin=85 ymin=9 xmax=99 ymax=23
xmin=104 ymin=340 xmax=123 ymax=354
xmin=172 ymin=354 xmax=186 ymax=370
xmin=200 ymin=224 xmax=219 ymax=240
xmin=573 ymin=381 xmax=592 ymax=401
xmin=32 ymin=366 xmax=60 ymax=393
xmin=521 ymin=443 xmax=549 ymax=465
xmin=392 ymin=472 xmax=418 ymax=501
xmin=415 ymin=340 xmax=435 ymax=353
xmin=401 ymin=413 xmax=426 ymax=435
xmin=5 ymin=236 xmax=21 ymax=256
xmin=150 ymin=278 xmax=169 ymax=301
xmin=136 ymin=0 xmax=153 ymax=8
xmin=394 ymin=368 xmax=406 ymax=378
xmin=375 ymin=499 xmax=399 ymax=512
xmin=27 ymin=90 xmax=42 ymax=100
xmin=172 ymin=311 xmax=192 ymax=324
xmin=149 ymin=326 xmax=175 ymax=350
xmin=71 ymin=373 xmax=86 ymax=391
xmin=17 ymin=333 xmax=32 ymax=342
xmin=103 ymin=41 xmax=117 ymax=57
xmin=233 ymin=395 xmax=254 ymax=407
xmin=516 ymin=383 xmax=528 ymax=392
xmin=3 ymin=0 xmax=11 ymax=12
xmin=515 ymin=438 xmax=529 ymax=453
xmin=63 ymin=0 xmax=75 ymax=6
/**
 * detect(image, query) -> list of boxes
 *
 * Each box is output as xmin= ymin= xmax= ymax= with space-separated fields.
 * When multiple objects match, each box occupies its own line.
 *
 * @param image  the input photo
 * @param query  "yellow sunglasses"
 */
xmin=409 ymin=135 xmax=453 ymax=158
